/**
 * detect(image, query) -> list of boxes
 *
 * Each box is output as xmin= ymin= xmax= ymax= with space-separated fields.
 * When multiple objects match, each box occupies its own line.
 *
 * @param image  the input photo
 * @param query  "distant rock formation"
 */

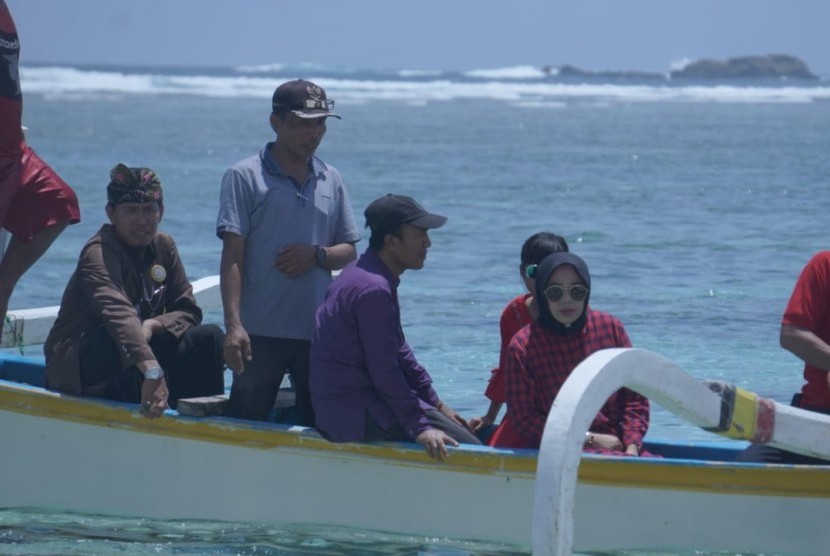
xmin=541 ymin=54 xmax=816 ymax=81
xmin=669 ymin=54 xmax=816 ymax=80
xmin=553 ymin=64 xmax=664 ymax=80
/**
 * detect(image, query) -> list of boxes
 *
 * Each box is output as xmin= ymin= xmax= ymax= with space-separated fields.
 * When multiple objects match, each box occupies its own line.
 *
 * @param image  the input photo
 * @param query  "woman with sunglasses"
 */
xmin=469 ymin=232 xmax=568 ymax=446
xmin=498 ymin=252 xmax=651 ymax=455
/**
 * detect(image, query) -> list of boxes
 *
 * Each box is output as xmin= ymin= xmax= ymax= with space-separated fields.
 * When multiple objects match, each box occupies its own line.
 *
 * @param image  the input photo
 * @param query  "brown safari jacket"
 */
xmin=44 ymin=224 xmax=201 ymax=395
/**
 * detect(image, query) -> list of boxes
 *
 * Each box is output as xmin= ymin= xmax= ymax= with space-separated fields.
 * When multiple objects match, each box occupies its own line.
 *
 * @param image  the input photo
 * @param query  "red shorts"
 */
xmin=0 ymin=5 xmax=79 ymax=241
xmin=0 ymin=143 xmax=81 ymax=241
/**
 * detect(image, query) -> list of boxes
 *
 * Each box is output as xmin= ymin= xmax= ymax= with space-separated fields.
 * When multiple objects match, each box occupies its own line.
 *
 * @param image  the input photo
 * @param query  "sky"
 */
xmin=10 ymin=0 xmax=830 ymax=75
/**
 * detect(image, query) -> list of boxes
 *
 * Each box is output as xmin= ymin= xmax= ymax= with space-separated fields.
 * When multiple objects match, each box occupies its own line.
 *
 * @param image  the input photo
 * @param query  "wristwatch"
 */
xmin=314 ymin=245 xmax=328 ymax=266
xmin=144 ymin=366 xmax=165 ymax=380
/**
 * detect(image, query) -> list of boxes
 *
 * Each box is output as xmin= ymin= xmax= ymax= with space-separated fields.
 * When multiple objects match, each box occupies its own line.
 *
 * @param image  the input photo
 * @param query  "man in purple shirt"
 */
xmin=310 ymin=194 xmax=480 ymax=460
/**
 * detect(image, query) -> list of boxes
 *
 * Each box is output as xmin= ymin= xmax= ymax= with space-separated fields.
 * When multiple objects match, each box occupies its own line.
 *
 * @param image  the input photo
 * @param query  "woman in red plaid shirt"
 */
xmin=468 ymin=232 xmax=569 ymax=447
xmin=499 ymin=252 xmax=651 ymax=455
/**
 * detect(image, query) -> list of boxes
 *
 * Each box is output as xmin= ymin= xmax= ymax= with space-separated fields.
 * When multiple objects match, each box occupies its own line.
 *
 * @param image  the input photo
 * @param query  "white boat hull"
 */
xmin=3 ymin=286 xmax=830 ymax=554
xmin=0 ymin=383 xmax=536 ymax=545
xmin=2 ymin=378 xmax=829 ymax=554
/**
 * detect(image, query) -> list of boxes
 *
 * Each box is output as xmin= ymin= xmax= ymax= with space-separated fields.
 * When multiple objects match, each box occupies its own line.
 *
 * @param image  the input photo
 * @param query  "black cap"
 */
xmin=271 ymin=79 xmax=340 ymax=119
xmin=364 ymin=194 xmax=447 ymax=233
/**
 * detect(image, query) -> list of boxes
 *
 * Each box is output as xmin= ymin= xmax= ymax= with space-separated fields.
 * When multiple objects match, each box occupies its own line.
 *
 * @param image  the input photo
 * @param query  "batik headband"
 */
xmin=107 ymin=163 xmax=163 ymax=205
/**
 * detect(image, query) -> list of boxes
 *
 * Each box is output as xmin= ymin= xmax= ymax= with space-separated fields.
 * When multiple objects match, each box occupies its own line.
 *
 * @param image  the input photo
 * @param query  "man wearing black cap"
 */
xmin=217 ymin=79 xmax=360 ymax=424
xmin=45 ymin=164 xmax=224 ymax=419
xmin=310 ymin=194 xmax=480 ymax=460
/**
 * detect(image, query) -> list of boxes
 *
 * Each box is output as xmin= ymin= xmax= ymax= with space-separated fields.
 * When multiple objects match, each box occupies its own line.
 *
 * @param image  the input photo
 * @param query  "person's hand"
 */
xmin=468 ymin=415 xmax=495 ymax=434
xmin=223 ymin=324 xmax=251 ymax=374
xmin=141 ymin=318 xmax=163 ymax=342
xmin=275 ymin=244 xmax=316 ymax=277
xmin=416 ymin=428 xmax=458 ymax=461
xmin=139 ymin=377 xmax=169 ymax=419
xmin=437 ymin=402 xmax=471 ymax=431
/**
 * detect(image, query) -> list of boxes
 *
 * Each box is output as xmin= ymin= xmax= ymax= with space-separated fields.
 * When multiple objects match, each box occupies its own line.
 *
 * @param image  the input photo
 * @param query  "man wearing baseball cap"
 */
xmin=217 ymin=79 xmax=359 ymax=424
xmin=310 ymin=194 xmax=481 ymax=460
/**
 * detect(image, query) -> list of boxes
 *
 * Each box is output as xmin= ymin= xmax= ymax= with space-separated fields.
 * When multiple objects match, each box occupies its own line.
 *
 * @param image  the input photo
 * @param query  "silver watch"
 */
xmin=144 ymin=366 xmax=165 ymax=380
xmin=314 ymin=245 xmax=328 ymax=266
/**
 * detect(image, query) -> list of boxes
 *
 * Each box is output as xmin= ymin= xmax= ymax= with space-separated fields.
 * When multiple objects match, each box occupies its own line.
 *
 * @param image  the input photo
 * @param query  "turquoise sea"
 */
xmin=3 ymin=62 xmax=830 ymax=555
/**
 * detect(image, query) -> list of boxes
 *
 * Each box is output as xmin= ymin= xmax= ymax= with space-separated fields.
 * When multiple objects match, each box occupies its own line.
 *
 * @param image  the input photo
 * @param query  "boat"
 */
xmin=2 ymin=276 xmax=829 ymax=555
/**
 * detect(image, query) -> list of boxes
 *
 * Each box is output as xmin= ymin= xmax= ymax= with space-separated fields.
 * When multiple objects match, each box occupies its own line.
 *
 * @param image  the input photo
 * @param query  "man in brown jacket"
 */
xmin=44 ymin=164 xmax=224 ymax=418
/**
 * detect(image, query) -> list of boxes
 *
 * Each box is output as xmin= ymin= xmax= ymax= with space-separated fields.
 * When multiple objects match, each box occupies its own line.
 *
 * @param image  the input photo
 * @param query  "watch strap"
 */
xmin=314 ymin=245 xmax=327 ymax=265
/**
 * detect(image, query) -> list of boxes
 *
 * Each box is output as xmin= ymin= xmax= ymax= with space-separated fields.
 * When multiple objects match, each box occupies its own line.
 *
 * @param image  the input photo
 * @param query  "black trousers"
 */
xmin=364 ymin=409 xmax=482 ymax=446
xmin=79 ymin=324 xmax=225 ymax=407
xmin=225 ymin=335 xmax=314 ymax=426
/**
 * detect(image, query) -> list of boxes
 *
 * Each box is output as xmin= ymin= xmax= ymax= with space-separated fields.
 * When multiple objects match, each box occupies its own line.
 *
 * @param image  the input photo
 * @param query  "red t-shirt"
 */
xmin=486 ymin=294 xmax=533 ymax=447
xmin=485 ymin=294 xmax=532 ymax=403
xmin=783 ymin=251 xmax=830 ymax=410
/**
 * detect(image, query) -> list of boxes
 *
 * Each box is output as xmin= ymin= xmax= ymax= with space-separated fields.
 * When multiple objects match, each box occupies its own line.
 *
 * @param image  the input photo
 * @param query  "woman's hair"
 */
xmin=520 ymin=232 xmax=569 ymax=270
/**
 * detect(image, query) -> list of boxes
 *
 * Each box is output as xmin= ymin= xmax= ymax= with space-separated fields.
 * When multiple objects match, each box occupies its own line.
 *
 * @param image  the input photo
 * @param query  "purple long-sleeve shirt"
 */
xmin=310 ymin=248 xmax=440 ymax=442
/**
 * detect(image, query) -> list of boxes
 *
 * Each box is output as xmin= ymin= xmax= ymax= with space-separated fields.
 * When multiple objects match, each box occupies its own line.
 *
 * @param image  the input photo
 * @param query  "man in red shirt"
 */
xmin=0 ymin=1 xmax=80 ymax=339
xmin=737 ymin=251 xmax=830 ymax=463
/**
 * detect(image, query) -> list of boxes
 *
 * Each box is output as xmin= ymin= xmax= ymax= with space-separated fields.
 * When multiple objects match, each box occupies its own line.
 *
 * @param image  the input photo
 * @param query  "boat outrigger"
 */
xmin=2 ymin=276 xmax=829 ymax=555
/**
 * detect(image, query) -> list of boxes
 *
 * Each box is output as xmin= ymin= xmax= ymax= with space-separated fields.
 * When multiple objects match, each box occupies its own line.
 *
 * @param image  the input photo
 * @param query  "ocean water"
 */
xmin=3 ymin=63 xmax=830 ymax=555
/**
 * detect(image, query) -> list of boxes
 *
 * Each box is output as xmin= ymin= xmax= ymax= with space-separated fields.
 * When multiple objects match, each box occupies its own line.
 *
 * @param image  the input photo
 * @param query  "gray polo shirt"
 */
xmin=216 ymin=143 xmax=360 ymax=340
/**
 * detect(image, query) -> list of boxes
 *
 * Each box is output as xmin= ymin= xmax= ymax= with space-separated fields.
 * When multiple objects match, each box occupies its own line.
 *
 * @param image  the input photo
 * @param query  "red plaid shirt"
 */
xmin=485 ymin=294 xmax=532 ymax=404
xmin=504 ymin=308 xmax=650 ymax=449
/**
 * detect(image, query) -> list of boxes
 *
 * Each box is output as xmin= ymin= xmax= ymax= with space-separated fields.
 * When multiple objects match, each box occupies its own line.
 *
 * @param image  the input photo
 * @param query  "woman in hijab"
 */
xmin=498 ymin=252 xmax=651 ymax=455
xmin=468 ymin=231 xmax=569 ymax=446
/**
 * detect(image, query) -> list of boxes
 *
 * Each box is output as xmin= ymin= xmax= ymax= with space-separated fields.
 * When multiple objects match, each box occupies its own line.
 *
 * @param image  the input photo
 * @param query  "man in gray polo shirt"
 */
xmin=217 ymin=79 xmax=360 ymax=424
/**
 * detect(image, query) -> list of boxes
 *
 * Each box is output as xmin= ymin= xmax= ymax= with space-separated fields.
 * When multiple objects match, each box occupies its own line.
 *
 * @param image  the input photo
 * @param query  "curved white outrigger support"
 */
xmin=2 ymin=274 xmax=222 ymax=349
xmin=532 ymin=347 xmax=830 ymax=556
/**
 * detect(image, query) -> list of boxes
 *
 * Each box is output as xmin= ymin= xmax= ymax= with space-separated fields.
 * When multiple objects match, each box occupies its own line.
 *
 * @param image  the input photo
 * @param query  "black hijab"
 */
xmin=534 ymin=252 xmax=592 ymax=335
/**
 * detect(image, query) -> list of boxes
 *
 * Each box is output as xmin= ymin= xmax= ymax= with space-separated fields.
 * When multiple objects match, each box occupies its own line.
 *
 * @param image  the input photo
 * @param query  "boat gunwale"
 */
xmin=0 ymin=378 xmax=537 ymax=474
xmin=3 ymin=376 xmax=829 ymax=500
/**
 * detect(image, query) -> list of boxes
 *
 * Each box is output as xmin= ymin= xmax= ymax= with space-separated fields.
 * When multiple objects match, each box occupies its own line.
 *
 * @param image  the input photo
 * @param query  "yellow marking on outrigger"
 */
xmin=722 ymin=387 xmax=760 ymax=440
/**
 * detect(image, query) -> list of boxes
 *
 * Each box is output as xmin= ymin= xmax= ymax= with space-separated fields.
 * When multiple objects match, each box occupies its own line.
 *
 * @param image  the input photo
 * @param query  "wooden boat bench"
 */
xmin=176 ymin=388 xmax=297 ymax=419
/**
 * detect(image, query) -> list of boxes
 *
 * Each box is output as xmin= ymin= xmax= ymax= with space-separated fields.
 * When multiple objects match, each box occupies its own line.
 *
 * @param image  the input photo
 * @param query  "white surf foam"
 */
xmin=21 ymin=66 xmax=830 ymax=105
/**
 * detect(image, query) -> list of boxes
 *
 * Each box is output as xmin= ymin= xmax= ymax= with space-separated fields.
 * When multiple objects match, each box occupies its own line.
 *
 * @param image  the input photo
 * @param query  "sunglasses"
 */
xmin=286 ymin=98 xmax=335 ymax=111
xmin=524 ymin=264 xmax=538 ymax=279
xmin=543 ymin=284 xmax=589 ymax=303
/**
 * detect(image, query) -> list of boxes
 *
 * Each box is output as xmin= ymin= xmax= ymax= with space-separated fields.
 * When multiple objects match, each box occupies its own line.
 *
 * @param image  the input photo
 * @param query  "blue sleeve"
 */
xmin=331 ymin=171 xmax=361 ymax=245
xmin=216 ymin=167 xmax=251 ymax=239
